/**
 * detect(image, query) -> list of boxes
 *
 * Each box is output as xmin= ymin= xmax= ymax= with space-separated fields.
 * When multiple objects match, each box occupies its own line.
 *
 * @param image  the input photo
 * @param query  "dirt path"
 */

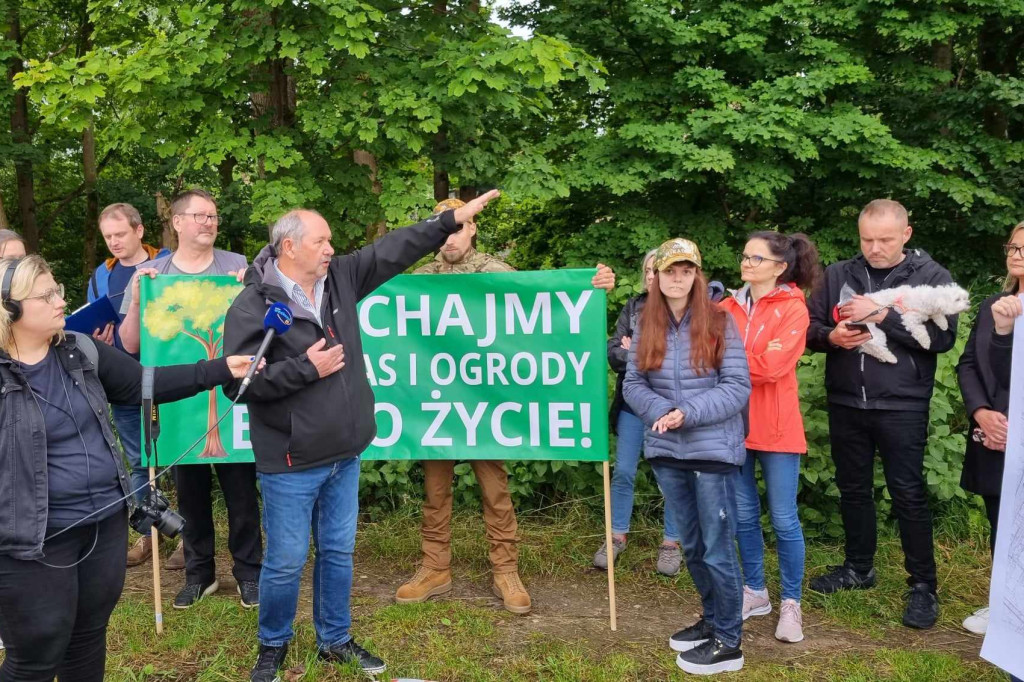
xmin=123 ymin=548 xmax=987 ymax=669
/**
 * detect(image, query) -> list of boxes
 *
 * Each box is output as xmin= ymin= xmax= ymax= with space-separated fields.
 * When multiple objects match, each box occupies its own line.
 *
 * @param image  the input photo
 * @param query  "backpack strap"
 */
xmin=69 ymin=331 xmax=100 ymax=370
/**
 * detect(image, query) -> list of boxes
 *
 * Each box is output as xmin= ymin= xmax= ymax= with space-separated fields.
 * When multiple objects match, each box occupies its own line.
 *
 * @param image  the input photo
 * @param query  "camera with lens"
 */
xmin=129 ymin=488 xmax=185 ymax=538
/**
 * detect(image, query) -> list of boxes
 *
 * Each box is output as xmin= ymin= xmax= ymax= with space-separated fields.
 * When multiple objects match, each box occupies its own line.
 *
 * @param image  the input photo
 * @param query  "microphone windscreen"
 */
xmin=263 ymin=301 xmax=294 ymax=335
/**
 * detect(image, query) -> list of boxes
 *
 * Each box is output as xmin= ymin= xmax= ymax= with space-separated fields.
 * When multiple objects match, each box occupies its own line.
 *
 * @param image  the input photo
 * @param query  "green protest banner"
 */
xmin=139 ymin=270 xmax=609 ymax=465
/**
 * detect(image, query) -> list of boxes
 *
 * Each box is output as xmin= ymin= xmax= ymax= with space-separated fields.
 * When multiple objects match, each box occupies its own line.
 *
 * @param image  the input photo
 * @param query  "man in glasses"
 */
xmin=85 ymin=203 xmax=169 ymax=568
xmin=118 ymin=188 xmax=262 ymax=611
xmin=805 ymin=198 xmax=959 ymax=630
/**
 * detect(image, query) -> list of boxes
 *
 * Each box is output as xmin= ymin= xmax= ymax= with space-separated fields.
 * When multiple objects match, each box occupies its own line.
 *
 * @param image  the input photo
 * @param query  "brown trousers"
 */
xmin=421 ymin=459 xmax=519 ymax=573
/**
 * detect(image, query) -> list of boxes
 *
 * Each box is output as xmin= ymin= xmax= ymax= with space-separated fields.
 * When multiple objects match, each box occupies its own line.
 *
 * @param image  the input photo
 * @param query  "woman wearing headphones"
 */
xmin=0 ymin=256 xmax=259 ymax=681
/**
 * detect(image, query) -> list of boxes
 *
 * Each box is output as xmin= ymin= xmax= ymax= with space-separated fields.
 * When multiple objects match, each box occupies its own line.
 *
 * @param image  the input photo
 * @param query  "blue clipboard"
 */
xmin=64 ymin=296 xmax=119 ymax=335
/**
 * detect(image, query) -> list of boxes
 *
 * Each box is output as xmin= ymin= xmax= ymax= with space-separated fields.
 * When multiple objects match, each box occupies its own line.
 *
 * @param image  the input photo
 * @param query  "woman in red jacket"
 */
xmin=720 ymin=231 xmax=820 ymax=644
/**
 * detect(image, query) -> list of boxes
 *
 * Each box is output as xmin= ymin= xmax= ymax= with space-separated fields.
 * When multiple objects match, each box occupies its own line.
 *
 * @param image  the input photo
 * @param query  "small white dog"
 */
xmin=839 ymin=283 xmax=970 ymax=364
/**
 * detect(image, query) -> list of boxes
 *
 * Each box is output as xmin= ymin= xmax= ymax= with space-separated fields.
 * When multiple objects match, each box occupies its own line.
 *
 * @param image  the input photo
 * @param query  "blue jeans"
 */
xmin=651 ymin=461 xmax=743 ymax=648
xmin=257 ymin=458 xmax=360 ymax=649
xmin=112 ymin=404 xmax=148 ymax=507
xmin=611 ymin=410 xmax=679 ymax=542
xmin=735 ymin=450 xmax=805 ymax=601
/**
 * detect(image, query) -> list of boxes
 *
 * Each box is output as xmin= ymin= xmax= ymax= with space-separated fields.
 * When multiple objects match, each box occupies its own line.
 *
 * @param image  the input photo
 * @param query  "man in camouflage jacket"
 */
xmin=396 ymin=198 xmax=615 ymax=614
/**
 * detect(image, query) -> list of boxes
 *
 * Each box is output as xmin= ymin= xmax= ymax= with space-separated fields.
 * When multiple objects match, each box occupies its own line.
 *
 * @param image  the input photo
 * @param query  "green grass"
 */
xmin=48 ymin=506 xmax=1024 ymax=680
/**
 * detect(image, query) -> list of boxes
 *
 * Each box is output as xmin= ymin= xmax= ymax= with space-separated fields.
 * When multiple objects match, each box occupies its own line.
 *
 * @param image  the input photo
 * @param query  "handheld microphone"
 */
xmin=237 ymin=301 xmax=293 ymax=398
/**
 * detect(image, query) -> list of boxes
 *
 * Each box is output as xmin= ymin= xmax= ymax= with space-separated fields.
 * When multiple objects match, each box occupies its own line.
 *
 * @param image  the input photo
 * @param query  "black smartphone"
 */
xmin=845 ymin=322 xmax=871 ymax=334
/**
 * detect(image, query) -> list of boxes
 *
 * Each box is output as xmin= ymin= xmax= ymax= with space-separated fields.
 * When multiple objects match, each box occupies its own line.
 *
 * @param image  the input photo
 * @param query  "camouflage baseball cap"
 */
xmin=654 ymin=238 xmax=702 ymax=270
xmin=434 ymin=198 xmax=466 ymax=213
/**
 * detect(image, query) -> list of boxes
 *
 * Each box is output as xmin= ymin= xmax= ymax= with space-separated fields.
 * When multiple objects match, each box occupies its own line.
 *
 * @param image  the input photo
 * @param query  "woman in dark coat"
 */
xmin=956 ymin=220 xmax=1024 ymax=635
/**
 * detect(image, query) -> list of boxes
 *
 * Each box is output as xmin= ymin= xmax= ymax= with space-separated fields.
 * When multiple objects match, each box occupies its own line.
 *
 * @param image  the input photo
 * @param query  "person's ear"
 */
xmin=904 ymin=224 xmax=913 ymax=245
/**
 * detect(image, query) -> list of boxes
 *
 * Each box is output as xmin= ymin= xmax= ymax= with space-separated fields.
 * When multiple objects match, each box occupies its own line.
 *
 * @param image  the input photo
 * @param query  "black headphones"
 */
xmin=1 ymin=258 xmax=23 ymax=323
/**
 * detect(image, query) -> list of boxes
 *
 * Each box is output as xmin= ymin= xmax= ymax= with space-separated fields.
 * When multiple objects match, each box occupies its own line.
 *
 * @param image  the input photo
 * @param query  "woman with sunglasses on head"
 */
xmin=0 ymin=256 xmax=259 ymax=681
xmin=957 ymin=221 xmax=1024 ymax=638
xmin=624 ymin=238 xmax=751 ymax=675
xmin=720 ymin=232 xmax=821 ymax=644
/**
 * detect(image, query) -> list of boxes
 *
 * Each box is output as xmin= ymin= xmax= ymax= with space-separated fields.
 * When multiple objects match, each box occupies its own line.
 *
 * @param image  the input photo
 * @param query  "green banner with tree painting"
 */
xmin=139 ymin=271 xmax=608 ymax=465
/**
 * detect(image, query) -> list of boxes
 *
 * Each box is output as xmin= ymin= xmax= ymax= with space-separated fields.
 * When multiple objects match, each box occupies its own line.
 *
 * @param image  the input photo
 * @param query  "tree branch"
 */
xmin=38 ymin=149 xmax=114 ymax=230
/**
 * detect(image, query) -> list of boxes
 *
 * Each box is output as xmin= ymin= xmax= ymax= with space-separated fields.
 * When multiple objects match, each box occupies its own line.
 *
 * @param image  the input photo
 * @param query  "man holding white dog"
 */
xmin=805 ymin=198 xmax=959 ymax=629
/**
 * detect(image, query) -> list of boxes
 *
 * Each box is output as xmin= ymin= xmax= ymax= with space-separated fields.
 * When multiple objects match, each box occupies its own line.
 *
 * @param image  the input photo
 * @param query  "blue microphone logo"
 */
xmin=264 ymin=301 xmax=294 ymax=335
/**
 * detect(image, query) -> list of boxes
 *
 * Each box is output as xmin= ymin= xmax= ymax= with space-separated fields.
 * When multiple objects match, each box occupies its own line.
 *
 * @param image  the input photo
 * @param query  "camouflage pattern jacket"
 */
xmin=414 ymin=248 xmax=514 ymax=275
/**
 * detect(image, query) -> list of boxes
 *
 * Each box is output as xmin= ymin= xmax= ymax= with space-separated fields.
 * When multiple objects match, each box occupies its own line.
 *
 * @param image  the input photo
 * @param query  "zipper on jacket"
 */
xmin=674 ymin=323 xmax=683 ymax=407
xmin=860 ymin=354 xmax=866 ymax=403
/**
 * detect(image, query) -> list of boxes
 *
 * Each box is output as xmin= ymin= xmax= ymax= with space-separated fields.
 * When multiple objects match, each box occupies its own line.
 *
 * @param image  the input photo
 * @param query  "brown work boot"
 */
xmin=165 ymin=540 xmax=185 ymax=570
xmin=126 ymin=535 xmax=154 ymax=567
xmin=492 ymin=571 xmax=531 ymax=614
xmin=395 ymin=566 xmax=452 ymax=603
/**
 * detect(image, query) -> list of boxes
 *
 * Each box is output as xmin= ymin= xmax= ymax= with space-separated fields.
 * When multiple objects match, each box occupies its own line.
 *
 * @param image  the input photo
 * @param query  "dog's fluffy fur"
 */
xmin=839 ymin=283 xmax=970 ymax=364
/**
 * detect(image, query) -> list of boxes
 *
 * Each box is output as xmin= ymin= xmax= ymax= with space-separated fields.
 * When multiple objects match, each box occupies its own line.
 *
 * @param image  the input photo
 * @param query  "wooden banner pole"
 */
xmin=603 ymin=461 xmax=617 ymax=631
xmin=149 ymin=466 xmax=164 ymax=635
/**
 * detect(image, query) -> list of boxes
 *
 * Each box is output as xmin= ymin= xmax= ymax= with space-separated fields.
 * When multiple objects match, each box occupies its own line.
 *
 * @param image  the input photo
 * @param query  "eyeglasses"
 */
xmin=738 ymin=254 xmax=784 ymax=267
xmin=1004 ymin=244 xmax=1024 ymax=258
xmin=181 ymin=212 xmax=221 ymax=225
xmin=23 ymin=283 xmax=65 ymax=305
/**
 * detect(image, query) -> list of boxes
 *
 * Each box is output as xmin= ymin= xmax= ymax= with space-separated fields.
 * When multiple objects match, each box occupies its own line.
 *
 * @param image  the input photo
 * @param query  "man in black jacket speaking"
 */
xmin=223 ymin=191 xmax=500 ymax=681
xmin=805 ymin=199 xmax=958 ymax=630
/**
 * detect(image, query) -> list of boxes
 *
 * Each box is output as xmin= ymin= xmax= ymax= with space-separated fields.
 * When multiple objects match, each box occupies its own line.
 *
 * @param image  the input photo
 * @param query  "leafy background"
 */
xmin=4 ymin=0 xmax=1022 ymax=534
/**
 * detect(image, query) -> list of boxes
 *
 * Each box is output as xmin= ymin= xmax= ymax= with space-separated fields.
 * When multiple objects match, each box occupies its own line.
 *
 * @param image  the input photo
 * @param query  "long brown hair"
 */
xmin=636 ymin=267 xmax=727 ymax=374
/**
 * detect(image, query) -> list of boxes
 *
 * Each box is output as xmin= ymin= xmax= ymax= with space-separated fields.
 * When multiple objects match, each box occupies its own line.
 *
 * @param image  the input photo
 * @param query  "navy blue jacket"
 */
xmin=623 ymin=312 xmax=751 ymax=466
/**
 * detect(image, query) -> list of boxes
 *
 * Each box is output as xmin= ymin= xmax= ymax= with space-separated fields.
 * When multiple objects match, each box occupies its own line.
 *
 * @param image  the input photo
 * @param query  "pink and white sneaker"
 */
xmin=775 ymin=599 xmax=804 ymax=643
xmin=742 ymin=585 xmax=772 ymax=620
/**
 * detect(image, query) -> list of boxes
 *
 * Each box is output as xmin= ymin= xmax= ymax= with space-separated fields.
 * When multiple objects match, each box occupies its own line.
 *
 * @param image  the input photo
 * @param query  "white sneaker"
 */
xmin=775 ymin=599 xmax=804 ymax=643
xmin=963 ymin=607 xmax=989 ymax=635
xmin=742 ymin=585 xmax=771 ymax=620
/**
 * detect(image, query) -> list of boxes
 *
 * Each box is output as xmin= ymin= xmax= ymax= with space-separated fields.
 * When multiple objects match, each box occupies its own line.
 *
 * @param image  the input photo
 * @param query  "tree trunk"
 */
xmin=353 ymin=150 xmax=387 ymax=241
xmin=932 ymin=38 xmax=953 ymax=87
xmin=155 ymin=192 xmax=176 ymax=250
xmin=433 ymin=130 xmax=450 ymax=201
xmin=218 ymin=156 xmax=246 ymax=254
xmin=6 ymin=1 xmax=39 ymax=251
xmin=200 ymin=387 xmax=229 ymax=458
xmin=979 ymin=18 xmax=1009 ymax=139
xmin=82 ymin=123 xmax=100 ymax=280
xmin=79 ymin=16 xmax=99 ymax=279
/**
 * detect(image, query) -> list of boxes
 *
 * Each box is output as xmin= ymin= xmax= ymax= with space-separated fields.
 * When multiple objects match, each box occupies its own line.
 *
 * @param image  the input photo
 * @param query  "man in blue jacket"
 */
xmin=806 ymin=199 xmax=958 ymax=629
xmin=86 ymin=202 xmax=169 ymax=567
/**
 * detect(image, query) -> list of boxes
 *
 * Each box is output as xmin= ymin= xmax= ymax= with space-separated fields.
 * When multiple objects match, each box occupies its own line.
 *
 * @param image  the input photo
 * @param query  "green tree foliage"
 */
xmin=11 ymin=0 xmax=603 ymax=265
xmin=497 ymin=0 xmax=1024 ymax=288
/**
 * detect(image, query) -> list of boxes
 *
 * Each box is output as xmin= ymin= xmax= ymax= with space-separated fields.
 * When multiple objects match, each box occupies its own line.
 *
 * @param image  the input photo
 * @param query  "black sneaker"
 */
xmin=250 ymin=643 xmax=287 ymax=682
xmin=173 ymin=579 xmax=219 ymax=609
xmin=809 ymin=563 xmax=876 ymax=594
xmin=238 ymin=580 xmax=260 ymax=609
xmin=676 ymin=637 xmax=744 ymax=675
xmin=902 ymin=582 xmax=938 ymax=629
xmin=319 ymin=639 xmax=387 ymax=675
xmin=669 ymin=616 xmax=715 ymax=652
